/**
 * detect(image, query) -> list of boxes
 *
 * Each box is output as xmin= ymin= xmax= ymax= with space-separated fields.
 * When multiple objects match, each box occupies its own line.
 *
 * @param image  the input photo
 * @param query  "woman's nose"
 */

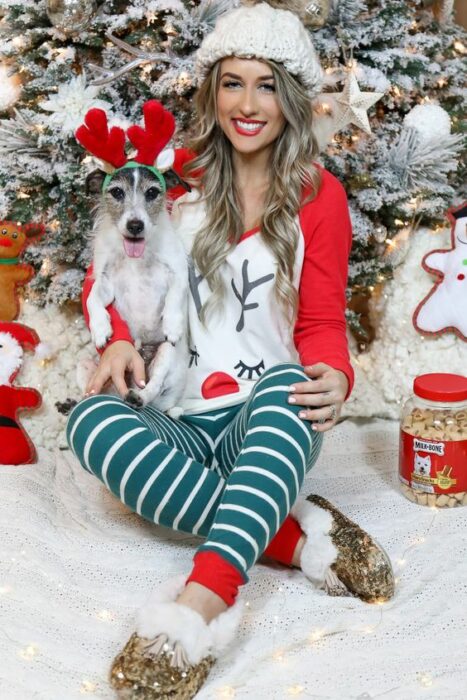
xmin=238 ymin=87 xmax=259 ymax=115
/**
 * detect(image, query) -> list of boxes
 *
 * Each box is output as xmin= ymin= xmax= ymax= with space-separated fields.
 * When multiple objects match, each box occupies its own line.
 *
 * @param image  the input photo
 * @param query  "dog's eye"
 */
xmin=109 ymin=187 xmax=125 ymax=201
xmin=145 ymin=187 xmax=160 ymax=201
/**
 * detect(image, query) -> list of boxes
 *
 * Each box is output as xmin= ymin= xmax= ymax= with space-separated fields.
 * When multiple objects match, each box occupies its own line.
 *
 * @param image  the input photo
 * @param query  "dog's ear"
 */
xmin=163 ymin=169 xmax=192 ymax=193
xmin=85 ymin=169 xmax=106 ymax=195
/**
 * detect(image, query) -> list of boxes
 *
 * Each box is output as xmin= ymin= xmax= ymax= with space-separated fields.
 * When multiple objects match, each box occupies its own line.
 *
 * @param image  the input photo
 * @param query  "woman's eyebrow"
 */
xmin=220 ymin=71 xmax=275 ymax=81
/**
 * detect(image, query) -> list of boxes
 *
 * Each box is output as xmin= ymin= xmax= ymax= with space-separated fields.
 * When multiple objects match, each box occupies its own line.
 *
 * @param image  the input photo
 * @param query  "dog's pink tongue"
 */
xmin=123 ymin=237 xmax=145 ymax=258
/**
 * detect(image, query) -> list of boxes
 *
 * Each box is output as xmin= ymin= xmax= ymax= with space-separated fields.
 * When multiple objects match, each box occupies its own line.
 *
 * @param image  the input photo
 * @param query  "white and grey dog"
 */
xmin=83 ymin=164 xmax=189 ymax=413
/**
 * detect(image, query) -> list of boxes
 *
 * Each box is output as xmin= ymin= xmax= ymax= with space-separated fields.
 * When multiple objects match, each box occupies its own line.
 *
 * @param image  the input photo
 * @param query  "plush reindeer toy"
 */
xmin=76 ymin=100 xmax=190 ymax=413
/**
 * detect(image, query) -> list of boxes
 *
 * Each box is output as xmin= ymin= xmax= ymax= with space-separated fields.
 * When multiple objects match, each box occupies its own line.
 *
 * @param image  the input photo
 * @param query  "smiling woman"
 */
xmin=68 ymin=3 xmax=395 ymax=698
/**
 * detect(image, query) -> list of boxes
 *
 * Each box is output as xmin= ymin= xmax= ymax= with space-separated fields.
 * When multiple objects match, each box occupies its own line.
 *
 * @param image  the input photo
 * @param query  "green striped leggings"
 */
xmin=66 ymin=363 xmax=323 ymax=581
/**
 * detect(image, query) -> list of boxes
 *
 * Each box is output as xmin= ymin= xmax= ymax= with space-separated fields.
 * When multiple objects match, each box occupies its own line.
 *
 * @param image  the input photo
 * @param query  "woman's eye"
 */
xmin=260 ymin=83 xmax=275 ymax=92
xmin=222 ymin=80 xmax=241 ymax=89
xmin=109 ymin=187 xmax=125 ymax=201
xmin=145 ymin=187 xmax=160 ymax=201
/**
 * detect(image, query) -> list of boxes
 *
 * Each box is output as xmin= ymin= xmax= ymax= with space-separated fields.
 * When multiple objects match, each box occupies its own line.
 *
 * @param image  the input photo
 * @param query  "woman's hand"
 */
xmin=85 ymin=341 xmax=146 ymax=398
xmin=288 ymin=363 xmax=349 ymax=432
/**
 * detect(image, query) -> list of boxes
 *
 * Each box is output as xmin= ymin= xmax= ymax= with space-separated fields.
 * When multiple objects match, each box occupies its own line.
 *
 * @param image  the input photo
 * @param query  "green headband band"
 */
xmin=103 ymin=161 xmax=167 ymax=193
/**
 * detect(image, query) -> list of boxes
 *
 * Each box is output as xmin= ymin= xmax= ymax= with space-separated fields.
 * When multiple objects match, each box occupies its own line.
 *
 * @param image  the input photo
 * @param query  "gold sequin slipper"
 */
xmin=292 ymin=494 xmax=395 ymax=603
xmin=109 ymin=575 xmax=243 ymax=699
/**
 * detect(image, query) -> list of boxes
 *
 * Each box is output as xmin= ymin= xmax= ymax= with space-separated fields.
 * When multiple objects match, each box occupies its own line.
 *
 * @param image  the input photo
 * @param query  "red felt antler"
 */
xmin=127 ymin=100 xmax=175 ymax=166
xmin=75 ymin=109 xmax=127 ymax=168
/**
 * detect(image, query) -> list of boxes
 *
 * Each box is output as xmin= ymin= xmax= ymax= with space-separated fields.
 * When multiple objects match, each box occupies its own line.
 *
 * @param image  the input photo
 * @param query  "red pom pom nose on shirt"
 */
xmin=201 ymin=372 xmax=240 ymax=399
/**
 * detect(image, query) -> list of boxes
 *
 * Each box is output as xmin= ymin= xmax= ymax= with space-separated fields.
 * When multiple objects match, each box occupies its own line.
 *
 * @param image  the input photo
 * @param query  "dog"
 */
xmin=82 ymin=163 xmax=190 ymax=414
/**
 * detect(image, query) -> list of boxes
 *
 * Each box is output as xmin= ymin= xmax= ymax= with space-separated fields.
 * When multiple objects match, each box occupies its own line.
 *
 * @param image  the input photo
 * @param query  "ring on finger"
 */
xmin=329 ymin=404 xmax=338 ymax=422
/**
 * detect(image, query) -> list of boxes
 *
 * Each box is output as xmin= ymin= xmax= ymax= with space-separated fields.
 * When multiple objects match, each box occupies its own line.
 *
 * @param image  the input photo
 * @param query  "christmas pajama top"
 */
xmin=82 ymin=155 xmax=354 ymax=415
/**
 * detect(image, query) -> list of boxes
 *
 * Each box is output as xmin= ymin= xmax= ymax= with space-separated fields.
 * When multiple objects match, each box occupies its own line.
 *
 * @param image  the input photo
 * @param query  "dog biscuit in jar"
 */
xmin=399 ymin=373 xmax=467 ymax=507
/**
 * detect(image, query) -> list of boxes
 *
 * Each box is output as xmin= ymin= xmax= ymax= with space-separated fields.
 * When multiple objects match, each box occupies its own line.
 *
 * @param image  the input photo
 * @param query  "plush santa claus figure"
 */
xmin=0 ymin=322 xmax=42 ymax=465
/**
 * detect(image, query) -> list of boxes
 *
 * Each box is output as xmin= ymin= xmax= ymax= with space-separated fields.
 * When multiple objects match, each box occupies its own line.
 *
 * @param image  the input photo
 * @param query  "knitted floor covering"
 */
xmin=0 ymin=418 xmax=465 ymax=700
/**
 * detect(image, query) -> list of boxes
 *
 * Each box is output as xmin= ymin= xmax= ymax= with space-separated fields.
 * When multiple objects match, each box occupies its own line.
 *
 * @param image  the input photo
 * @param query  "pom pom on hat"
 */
xmin=195 ymin=2 xmax=323 ymax=98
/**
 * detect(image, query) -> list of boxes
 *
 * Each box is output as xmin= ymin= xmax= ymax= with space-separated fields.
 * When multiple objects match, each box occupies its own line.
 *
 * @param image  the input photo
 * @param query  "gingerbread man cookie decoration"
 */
xmin=0 ymin=221 xmax=45 ymax=322
xmin=413 ymin=203 xmax=467 ymax=341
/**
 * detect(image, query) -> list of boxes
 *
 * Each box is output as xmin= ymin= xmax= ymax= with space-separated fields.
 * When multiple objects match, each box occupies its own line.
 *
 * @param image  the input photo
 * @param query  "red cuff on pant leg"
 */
xmin=186 ymin=551 xmax=246 ymax=607
xmin=263 ymin=515 xmax=303 ymax=566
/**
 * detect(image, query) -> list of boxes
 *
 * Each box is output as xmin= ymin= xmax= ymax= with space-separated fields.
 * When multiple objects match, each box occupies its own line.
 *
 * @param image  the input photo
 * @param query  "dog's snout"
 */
xmin=126 ymin=219 xmax=144 ymax=236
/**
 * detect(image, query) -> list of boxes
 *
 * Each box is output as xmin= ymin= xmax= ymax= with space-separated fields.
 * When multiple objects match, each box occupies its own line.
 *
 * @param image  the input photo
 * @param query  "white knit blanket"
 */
xmin=1 ymin=418 xmax=465 ymax=700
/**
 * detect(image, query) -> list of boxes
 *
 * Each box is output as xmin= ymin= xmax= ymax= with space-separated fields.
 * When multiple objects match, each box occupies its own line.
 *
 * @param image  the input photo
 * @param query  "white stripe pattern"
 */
xmin=172 ymin=469 xmax=209 ymax=530
xmin=225 ymin=484 xmax=281 ymax=531
xmin=154 ymin=456 xmax=194 ymax=523
xmin=250 ymin=406 xmax=312 ymax=447
xmin=100 ymin=427 xmax=147 ymax=488
xmin=135 ymin=447 xmax=177 ymax=514
xmin=69 ymin=399 xmax=124 ymax=450
xmin=83 ymin=415 xmax=140 ymax=471
xmin=211 ymin=523 xmax=259 ymax=559
xmin=241 ymin=445 xmax=301 ymax=494
xmin=218 ymin=504 xmax=270 ymax=541
xmin=119 ymin=439 xmax=162 ymax=502
xmin=233 ymin=466 xmax=290 ymax=512
xmin=192 ymin=479 xmax=224 ymax=535
xmin=204 ymin=542 xmax=247 ymax=571
xmin=246 ymin=426 xmax=306 ymax=470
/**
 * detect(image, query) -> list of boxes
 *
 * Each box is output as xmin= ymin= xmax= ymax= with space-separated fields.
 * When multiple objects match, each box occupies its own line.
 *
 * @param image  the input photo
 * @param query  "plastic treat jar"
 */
xmin=399 ymin=373 xmax=467 ymax=507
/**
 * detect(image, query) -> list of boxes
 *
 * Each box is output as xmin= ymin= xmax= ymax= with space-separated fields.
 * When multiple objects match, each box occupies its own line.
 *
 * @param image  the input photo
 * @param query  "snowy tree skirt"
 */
xmin=1 ymin=419 xmax=466 ymax=699
xmin=17 ymin=300 xmax=94 ymax=451
xmin=344 ymin=226 xmax=466 ymax=420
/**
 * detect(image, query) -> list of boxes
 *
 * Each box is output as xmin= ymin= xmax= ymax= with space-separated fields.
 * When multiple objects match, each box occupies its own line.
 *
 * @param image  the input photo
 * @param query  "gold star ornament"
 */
xmin=334 ymin=71 xmax=384 ymax=135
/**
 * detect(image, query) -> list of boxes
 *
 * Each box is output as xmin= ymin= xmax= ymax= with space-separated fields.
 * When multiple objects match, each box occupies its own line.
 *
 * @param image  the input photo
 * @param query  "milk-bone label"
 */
xmin=399 ymin=430 xmax=467 ymax=494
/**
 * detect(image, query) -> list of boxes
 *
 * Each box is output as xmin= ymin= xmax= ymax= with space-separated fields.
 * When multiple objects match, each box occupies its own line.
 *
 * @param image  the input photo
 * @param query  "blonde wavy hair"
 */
xmin=183 ymin=58 xmax=322 ymax=327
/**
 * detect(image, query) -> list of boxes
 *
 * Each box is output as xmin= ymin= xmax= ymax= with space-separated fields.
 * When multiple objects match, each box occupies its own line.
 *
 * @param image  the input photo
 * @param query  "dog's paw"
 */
xmin=90 ymin=313 xmax=113 ymax=349
xmin=125 ymin=389 xmax=144 ymax=408
xmin=162 ymin=313 xmax=185 ymax=346
xmin=166 ymin=405 xmax=184 ymax=419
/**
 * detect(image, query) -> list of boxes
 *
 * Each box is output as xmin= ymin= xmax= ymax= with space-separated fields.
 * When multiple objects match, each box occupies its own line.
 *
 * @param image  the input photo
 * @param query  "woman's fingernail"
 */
xmin=89 ymin=389 xmax=95 ymax=395
xmin=289 ymin=385 xmax=296 ymax=392
xmin=139 ymin=380 xmax=146 ymax=388
xmin=288 ymin=396 xmax=296 ymax=403
xmin=299 ymin=411 xmax=307 ymax=418
xmin=312 ymin=424 xmax=318 ymax=431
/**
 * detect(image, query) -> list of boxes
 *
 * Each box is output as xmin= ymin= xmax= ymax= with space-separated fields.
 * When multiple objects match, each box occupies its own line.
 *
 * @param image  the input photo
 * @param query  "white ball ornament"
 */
xmin=403 ymin=103 xmax=451 ymax=142
xmin=0 ymin=64 xmax=21 ymax=111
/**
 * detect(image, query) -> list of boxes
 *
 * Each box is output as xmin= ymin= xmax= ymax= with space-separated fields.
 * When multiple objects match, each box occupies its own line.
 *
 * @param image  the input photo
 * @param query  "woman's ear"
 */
xmin=163 ymin=169 xmax=192 ymax=193
xmin=85 ymin=169 xmax=106 ymax=195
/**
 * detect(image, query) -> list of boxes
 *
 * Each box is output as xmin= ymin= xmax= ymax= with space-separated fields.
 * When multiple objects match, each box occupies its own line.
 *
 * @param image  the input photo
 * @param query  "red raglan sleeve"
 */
xmin=82 ymin=265 xmax=134 ymax=354
xmin=293 ymin=169 xmax=354 ymax=399
xmin=82 ymin=148 xmax=196 ymax=354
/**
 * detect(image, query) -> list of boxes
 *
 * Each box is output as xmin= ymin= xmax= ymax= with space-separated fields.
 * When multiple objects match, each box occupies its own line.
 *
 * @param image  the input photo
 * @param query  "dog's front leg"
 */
xmin=87 ymin=276 xmax=115 ymax=348
xmin=126 ymin=342 xmax=175 ymax=407
xmin=161 ymin=269 xmax=188 ymax=345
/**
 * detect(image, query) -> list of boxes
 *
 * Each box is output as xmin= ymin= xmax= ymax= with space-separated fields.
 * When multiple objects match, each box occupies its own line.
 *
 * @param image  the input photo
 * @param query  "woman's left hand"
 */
xmin=288 ymin=363 xmax=349 ymax=432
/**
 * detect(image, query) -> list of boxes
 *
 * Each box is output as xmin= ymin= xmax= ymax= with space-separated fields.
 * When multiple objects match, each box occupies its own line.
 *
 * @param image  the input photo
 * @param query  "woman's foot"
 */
xmin=292 ymin=494 xmax=395 ymax=603
xmin=109 ymin=575 xmax=242 ymax=700
xmin=176 ymin=581 xmax=228 ymax=624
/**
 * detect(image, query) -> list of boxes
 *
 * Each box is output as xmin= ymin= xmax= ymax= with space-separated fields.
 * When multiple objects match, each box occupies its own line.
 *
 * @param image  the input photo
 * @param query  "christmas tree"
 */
xmin=0 ymin=0 xmax=464 ymax=328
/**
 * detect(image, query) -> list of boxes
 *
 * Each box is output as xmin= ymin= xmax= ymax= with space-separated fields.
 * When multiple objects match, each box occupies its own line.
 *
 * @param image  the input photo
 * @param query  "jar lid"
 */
xmin=414 ymin=373 xmax=467 ymax=403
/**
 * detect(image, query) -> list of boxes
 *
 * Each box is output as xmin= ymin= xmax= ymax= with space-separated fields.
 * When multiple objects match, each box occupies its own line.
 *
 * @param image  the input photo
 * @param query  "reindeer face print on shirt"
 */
xmin=173 ymin=190 xmax=305 ymax=413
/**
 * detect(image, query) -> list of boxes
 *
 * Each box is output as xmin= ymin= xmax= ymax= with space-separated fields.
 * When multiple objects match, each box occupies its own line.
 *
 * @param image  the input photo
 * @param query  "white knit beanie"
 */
xmin=195 ymin=2 xmax=323 ymax=98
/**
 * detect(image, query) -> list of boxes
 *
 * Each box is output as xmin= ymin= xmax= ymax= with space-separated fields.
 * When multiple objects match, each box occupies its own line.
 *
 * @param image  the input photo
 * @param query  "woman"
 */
xmin=67 ymin=3 xmax=394 ymax=697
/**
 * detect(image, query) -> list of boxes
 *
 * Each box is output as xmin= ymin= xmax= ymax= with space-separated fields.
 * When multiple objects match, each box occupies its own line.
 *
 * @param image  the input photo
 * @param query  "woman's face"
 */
xmin=216 ymin=57 xmax=286 ymax=157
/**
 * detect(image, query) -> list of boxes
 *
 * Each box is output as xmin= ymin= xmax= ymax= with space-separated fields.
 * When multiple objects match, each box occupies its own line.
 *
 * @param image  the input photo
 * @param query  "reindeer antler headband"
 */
xmin=75 ymin=99 xmax=176 ymax=191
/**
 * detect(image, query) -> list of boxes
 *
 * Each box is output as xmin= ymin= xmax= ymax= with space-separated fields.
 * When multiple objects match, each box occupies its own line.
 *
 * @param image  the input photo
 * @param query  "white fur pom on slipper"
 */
xmin=135 ymin=574 xmax=244 ymax=666
xmin=291 ymin=497 xmax=338 ymax=587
